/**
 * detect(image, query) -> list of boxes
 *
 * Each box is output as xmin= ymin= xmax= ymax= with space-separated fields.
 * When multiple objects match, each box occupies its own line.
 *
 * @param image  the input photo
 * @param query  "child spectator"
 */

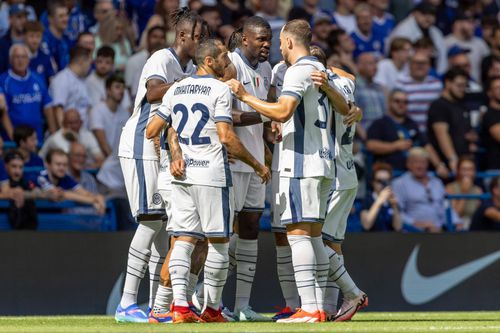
xmin=24 ymin=21 xmax=56 ymax=84
xmin=361 ymin=162 xmax=402 ymax=231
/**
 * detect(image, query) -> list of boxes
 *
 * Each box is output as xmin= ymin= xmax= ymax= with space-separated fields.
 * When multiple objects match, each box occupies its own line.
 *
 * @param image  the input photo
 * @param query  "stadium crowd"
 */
xmin=0 ymin=0 xmax=498 ymax=232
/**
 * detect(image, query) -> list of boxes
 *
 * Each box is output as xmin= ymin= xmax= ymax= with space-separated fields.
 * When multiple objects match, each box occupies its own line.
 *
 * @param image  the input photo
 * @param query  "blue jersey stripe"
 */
xmin=293 ymin=100 xmax=305 ymax=177
xmin=135 ymin=159 xmax=148 ymax=214
xmin=221 ymin=186 xmax=231 ymax=238
xmin=133 ymin=98 xmax=151 ymax=158
xmin=289 ymin=178 xmax=303 ymax=223
xmin=222 ymin=146 xmax=232 ymax=187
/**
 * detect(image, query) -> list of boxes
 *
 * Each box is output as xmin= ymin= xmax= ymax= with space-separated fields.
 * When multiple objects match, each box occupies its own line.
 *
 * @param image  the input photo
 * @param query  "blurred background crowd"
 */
xmin=0 ymin=0 xmax=498 ymax=232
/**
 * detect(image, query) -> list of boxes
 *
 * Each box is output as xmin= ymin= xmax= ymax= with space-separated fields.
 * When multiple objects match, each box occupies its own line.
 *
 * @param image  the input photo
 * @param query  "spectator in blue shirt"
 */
xmin=0 ymin=44 xmax=56 ymax=142
xmin=0 ymin=86 xmax=14 ymax=140
xmin=24 ymin=21 xmax=56 ymax=85
xmin=40 ymin=0 xmax=90 ymax=46
xmin=41 ymin=0 xmax=70 ymax=72
xmin=13 ymin=125 xmax=44 ymax=181
xmin=36 ymin=148 xmax=106 ymax=214
xmin=350 ymin=3 xmax=385 ymax=59
xmin=0 ymin=4 xmax=28 ymax=73
xmin=367 ymin=0 xmax=394 ymax=43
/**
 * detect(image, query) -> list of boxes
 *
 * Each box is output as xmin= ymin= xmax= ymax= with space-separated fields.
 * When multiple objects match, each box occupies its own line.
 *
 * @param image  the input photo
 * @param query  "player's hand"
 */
xmin=226 ymin=151 xmax=237 ymax=164
xmin=226 ymin=79 xmax=247 ymax=100
xmin=436 ymin=163 xmax=450 ymax=179
xmin=170 ymin=158 xmax=185 ymax=178
xmin=344 ymin=105 xmax=362 ymax=126
xmin=255 ymin=164 xmax=271 ymax=184
xmin=271 ymin=121 xmax=282 ymax=142
xmin=310 ymin=70 xmax=329 ymax=90
xmin=93 ymin=195 xmax=106 ymax=215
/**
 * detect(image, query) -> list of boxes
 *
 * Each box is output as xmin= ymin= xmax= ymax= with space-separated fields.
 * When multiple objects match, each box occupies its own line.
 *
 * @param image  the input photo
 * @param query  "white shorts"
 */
xmin=279 ymin=176 xmax=332 ymax=226
xmin=169 ymin=183 xmax=234 ymax=239
xmin=271 ymin=171 xmax=286 ymax=233
xmin=120 ymin=157 xmax=164 ymax=218
xmin=322 ymin=187 xmax=357 ymax=243
xmin=159 ymin=189 xmax=172 ymax=230
xmin=232 ymin=171 xmax=265 ymax=213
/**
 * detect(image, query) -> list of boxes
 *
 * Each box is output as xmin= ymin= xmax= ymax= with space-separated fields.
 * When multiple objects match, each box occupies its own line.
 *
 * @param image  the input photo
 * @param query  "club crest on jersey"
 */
xmin=152 ymin=193 xmax=162 ymax=205
xmin=184 ymin=154 xmax=210 ymax=168
xmin=318 ymin=147 xmax=334 ymax=160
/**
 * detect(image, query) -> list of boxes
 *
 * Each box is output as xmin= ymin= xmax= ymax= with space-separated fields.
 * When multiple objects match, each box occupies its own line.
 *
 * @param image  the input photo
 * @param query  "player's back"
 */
xmin=228 ymin=48 xmax=272 ymax=172
xmin=119 ymin=48 xmax=195 ymax=161
xmin=159 ymin=74 xmax=233 ymax=188
xmin=279 ymin=56 xmax=335 ymax=179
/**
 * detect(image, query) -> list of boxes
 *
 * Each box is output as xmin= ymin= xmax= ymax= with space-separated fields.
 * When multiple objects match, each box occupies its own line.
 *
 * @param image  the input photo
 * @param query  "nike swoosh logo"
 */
xmin=242 ymin=81 xmax=251 ymax=85
xmin=401 ymin=245 xmax=500 ymax=305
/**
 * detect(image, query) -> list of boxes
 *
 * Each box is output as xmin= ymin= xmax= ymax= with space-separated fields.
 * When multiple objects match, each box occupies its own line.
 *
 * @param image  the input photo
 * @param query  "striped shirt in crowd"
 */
xmin=395 ymin=74 xmax=442 ymax=133
xmin=353 ymin=76 xmax=387 ymax=130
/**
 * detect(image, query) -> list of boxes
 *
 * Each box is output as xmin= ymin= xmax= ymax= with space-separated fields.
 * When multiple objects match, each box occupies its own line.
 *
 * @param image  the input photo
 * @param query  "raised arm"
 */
xmin=146 ymin=79 xmax=177 ymax=104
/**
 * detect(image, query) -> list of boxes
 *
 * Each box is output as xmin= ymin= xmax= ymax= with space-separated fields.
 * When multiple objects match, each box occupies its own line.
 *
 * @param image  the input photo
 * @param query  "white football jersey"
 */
xmin=328 ymin=69 xmax=358 ymax=190
xmin=228 ymin=48 xmax=272 ymax=172
xmin=157 ymin=74 xmax=233 ymax=187
xmin=118 ymin=48 xmax=196 ymax=160
xmin=270 ymin=61 xmax=287 ymax=172
xmin=157 ymin=128 xmax=172 ymax=191
xmin=279 ymin=56 xmax=335 ymax=179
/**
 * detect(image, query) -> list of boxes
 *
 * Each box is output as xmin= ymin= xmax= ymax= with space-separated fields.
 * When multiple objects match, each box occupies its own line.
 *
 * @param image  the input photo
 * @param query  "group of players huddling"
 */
xmin=115 ymin=7 xmax=368 ymax=324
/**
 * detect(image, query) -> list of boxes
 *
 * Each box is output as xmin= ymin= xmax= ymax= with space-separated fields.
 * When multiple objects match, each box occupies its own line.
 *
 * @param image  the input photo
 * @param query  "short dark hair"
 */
xmin=486 ymin=76 xmax=500 ymax=92
xmin=70 ymin=46 xmax=92 ymax=63
xmin=490 ymin=176 xmax=500 ymax=193
xmin=4 ymin=149 xmax=24 ymax=164
xmin=147 ymin=25 xmax=166 ymax=38
xmin=227 ymin=27 xmax=242 ymax=52
xmin=327 ymin=28 xmax=347 ymax=51
xmin=243 ymin=16 xmax=271 ymax=34
xmin=13 ymin=125 xmax=36 ymax=146
xmin=195 ymin=38 xmax=223 ymax=67
xmin=77 ymin=31 xmax=93 ymax=43
xmin=24 ymin=21 xmax=44 ymax=33
xmin=96 ymin=45 xmax=115 ymax=60
xmin=283 ymin=19 xmax=312 ymax=48
xmin=105 ymin=73 xmax=125 ymax=90
xmin=310 ymin=45 xmax=327 ymax=66
xmin=45 ymin=148 xmax=67 ymax=164
xmin=48 ymin=0 xmax=66 ymax=17
xmin=443 ymin=67 xmax=468 ymax=83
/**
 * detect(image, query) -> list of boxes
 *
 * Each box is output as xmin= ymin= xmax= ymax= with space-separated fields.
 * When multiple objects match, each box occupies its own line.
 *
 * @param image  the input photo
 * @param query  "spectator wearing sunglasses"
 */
xmin=392 ymin=147 xmax=450 ymax=232
xmin=361 ymin=162 xmax=402 ymax=231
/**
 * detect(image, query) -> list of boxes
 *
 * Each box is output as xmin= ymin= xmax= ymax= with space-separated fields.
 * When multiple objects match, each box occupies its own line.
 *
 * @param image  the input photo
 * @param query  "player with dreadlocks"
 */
xmin=116 ymin=7 xmax=208 ymax=323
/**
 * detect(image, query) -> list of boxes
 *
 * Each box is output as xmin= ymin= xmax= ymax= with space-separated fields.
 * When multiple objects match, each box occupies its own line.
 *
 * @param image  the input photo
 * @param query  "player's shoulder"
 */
xmin=272 ymin=61 xmax=287 ymax=73
xmin=329 ymin=67 xmax=356 ymax=82
xmin=146 ymin=48 xmax=175 ymax=66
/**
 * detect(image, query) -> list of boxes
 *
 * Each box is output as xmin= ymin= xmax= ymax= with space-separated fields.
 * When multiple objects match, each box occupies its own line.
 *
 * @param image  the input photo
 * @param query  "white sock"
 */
xmin=311 ymin=237 xmax=329 ymax=311
xmin=234 ymin=238 xmax=258 ymax=311
xmin=287 ymin=234 xmax=317 ymax=313
xmin=187 ymin=273 xmax=199 ymax=302
xmin=153 ymin=285 xmax=173 ymax=313
xmin=148 ymin=221 xmax=168 ymax=308
xmin=325 ymin=246 xmax=360 ymax=299
xmin=169 ymin=241 xmax=195 ymax=307
xmin=120 ymin=220 xmax=161 ymax=308
xmin=227 ymin=233 xmax=238 ymax=277
xmin=276 ymin=245 xmax=299 ymax=309
xmin=204 ymin=242 xmax=230 ymax=310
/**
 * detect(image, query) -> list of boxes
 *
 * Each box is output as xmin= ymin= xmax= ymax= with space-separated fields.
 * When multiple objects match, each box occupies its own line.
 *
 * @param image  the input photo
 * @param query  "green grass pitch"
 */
xmin=0 ymin=312 xmax=499 ymax=333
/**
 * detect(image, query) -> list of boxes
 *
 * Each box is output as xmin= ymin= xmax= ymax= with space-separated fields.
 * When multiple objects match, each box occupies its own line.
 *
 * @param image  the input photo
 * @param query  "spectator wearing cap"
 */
xmin=395 ymin=51 xmax=443 ymax=133
xmin=350 ymin=3 xmax=385 ymax=59
xmin=354 ymin=52 xmax=386 ymax=140
xmin=444 ymin=12 xmax=490 ymax=82
xmin=85 ymin=46 xmax=132 ymax=111
xmin=49 ymin=46 xmax=92 ymax=129
xmin=41 ymin=0 xmax=70 ymax=72
xmin=255 ymin=0 xmax=285 ymax=66
xmin=470 ymin=177 xmax=500 ymax=231
xmin=0 ymin=0 xmax=35 ymax=38
xmin=311 ymin=12 xmax=334 ymax=52
xmin=374 ymin=37 xmax=411 ymax=91
xmin=35 ymin=148 xmax=106 ymax=215
xmin=367 ymin=0 xmax=395 ymax=43
xmin=125 ymin=26 xmax=166 ymax=100
xmin=333 ymin=0 xmax=356 ymax=34
xmin=24 ymin=21 xmax=56 ymax=85
xmin=427 ymin=68 xmax=477 ymax=174
xmin=388 ymin=1 xmax=447 ymax=75
xmin=392 ymin=147 xmax=451 ymax=233
xmin=0 ymin=3 xmax=28 ymax=73
xmin=0 ymin=44 xmax=56 ymax=141
xmin=480 ymin=77 xmax=500 ymax=173
xmin=40 ymin=0 xmax=90 ymax=45
xmin=39 ymin=109 xmax=104 ymax=168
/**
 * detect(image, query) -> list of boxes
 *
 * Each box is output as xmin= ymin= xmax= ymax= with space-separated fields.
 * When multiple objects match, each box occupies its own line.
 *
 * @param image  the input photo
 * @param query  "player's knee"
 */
xmin=325 ymin=240 xmax=342 ymax=254
xmin=274 ymin=232 xmax=289 ymax=246
xmin=237 ymin=212 xmax=261 ymax=239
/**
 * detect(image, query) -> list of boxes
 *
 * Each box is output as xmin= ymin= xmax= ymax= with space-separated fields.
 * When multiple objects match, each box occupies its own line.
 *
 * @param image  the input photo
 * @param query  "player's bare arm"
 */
xmin=167 ymin=126 xmax=184 ymax=178
xmin=216 ymin=121 xmax=270 ymax=184
xmin=145 ymin=79 xmax=177 ymax=104
xmin=310 ymin=70 xmax=349 ymax=116
xmin=226 ymin=79 xmax=298 ymax=122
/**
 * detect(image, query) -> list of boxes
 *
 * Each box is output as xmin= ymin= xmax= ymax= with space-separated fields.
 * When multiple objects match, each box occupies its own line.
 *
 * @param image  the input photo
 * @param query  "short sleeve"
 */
xmin=89 ymin=105 xmax=105 ymax=130
xmin=157 ymin=86 xmax=174 ymax=122
xmin=367 ymin=119 xmax=385 ymax=140
xmin=214 ymin=86 xmax=233 ymax=123
xmin=281 ymin=65 xmax=309 ymax=100
xmin=144 ymin=52 xmax=169 ymax=85
xmin=41 ymin=81 xmax=53 ymax=109
xmin=427 ymin=100 xmax=448 ymax=125
xmin=83 ymin=130 xmax=103 ymax=157
xmin=36 ymin=174 xmax=54 ymax=191
xmin=49 ymin=74 xmax=69 ymax=107
xmin=61 ymin=174 xmax=80 ymax=191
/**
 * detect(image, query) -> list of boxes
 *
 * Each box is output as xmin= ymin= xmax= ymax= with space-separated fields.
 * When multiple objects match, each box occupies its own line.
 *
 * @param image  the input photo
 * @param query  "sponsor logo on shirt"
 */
xmin=318 ymin=147 xmax=334 ymax=160
xmin=346 ymin=159 xmax=354 ymax=170
xmin=184 ymin=154 xmax=210 ymax=168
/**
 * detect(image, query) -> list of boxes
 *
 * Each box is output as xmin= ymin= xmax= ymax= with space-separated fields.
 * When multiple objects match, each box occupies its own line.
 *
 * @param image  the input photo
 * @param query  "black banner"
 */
xmin=1 ymin=232 xmax=499 ymax=315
